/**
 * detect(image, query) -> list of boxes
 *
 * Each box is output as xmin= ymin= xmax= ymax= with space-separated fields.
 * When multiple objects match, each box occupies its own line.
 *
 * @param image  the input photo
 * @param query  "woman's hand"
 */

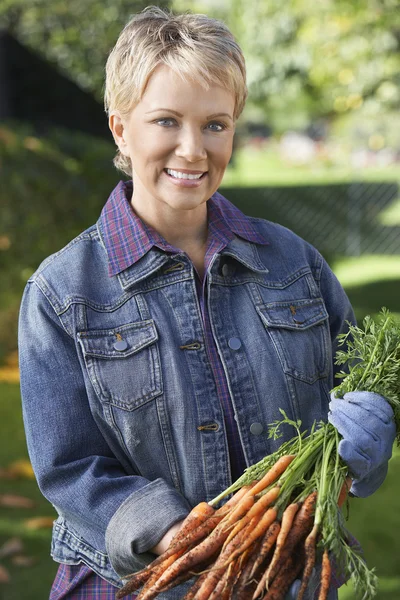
xmin=328 ymin=391 xmax=396 ymax=497
xmin=150 ymin=519 xmax=185 ymax=555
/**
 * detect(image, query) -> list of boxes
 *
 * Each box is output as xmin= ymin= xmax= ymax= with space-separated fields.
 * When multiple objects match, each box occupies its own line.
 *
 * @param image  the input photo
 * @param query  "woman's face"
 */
xmin=110 ymin=64 xmax=236 ymax=220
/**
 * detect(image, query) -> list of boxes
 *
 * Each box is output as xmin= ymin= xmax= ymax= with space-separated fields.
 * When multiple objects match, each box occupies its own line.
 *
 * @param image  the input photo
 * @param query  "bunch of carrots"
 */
xmin=117 ymin=309 xmax=400 ymax=600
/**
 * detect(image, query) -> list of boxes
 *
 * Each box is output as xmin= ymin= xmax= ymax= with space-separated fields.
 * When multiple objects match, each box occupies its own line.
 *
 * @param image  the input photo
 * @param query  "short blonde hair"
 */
xmin=104 ymin=6 xmax=247 ymax=176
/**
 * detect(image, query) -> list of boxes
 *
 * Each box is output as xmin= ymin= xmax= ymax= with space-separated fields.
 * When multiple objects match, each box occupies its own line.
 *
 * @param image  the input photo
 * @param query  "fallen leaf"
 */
xmin=24 ymin=516 xmax=54 ymax=530
xmin=0 ymin=494 xmax=35 ymax=509
xmin=0 ymin=537 xmax=24 ymax=559
xmin=11 ymin=555 xmax=37 ymax=567
xmin=0 ymin=563 xmax=10 ymax=583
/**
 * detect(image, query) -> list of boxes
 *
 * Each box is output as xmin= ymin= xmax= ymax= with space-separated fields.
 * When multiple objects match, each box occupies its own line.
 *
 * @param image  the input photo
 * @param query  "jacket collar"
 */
xmin=97 ymin=181 xmax=269 ymax=283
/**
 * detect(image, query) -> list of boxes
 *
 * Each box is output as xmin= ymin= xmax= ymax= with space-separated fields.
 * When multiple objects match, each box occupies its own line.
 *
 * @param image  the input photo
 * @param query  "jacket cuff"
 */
xmin=105 ymin=478 xmax=191 ymax=577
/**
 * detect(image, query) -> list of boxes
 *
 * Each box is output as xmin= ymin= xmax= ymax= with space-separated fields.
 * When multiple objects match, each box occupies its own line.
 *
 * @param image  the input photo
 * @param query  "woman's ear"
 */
xmin=109 ymin=111 xmax=129 ymax=156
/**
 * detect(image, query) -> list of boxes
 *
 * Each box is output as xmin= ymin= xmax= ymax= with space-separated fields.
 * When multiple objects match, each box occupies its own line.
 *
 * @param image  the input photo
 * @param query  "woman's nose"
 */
xmin=175 ymin=127 xmax=207 ymax=162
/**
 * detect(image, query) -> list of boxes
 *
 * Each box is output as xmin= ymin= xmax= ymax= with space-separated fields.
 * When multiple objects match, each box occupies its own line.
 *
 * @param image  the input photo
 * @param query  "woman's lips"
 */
xmin=164 ymin=169 xmax=208 ymax=187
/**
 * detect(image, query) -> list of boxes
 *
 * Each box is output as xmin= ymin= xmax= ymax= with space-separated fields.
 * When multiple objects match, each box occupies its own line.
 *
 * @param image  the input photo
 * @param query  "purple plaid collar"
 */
xmin=99 ymin=180 xmax=269 ymax=276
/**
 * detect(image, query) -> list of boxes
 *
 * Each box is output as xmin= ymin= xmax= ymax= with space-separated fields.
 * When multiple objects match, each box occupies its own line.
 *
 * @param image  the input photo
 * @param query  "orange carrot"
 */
xmin=194 ymin=517 xmax=258 ymax=600
xmin=221 ymin=507 xmax=278 ymax=567
xmin=182 ymin=571 xmax=210 ymax=600
xmin=297 ymin=522 xmax=319 ymax=600
xmin=207 ymin=561 xmax=237 ymax=600
xmin=232 ymin=539 xmax=264 ymax=599
xmin=265 ymin=491 xmax=317 ymax=586
xmin=215 ymin=483 xmax=256 ymax=517
xmin=223 ymin=486 xmax=280 ymax=547
xmin=263 ymin=501 xmax=300 ymax=584
xmin=318 ymin=549 xmax=332 ymax=600
xmin=116 ymin=550 xmax=182 ymax=599
xmin=171 ymin=502 xmax=215 ymax=546
xmin=245 ymin=455 xmax=295 ymax=498
xmin=218 ymin=494 xmax=256 ymax=534
xmin=137 ymin=495 xmax=255 ymax=600
xmin=262 ymin=554 xmax=304 ymax=600
xmin=249 ymin=520 xmax=281 ymax=579
xmin=338 ymin=477 xmax=352 ymax=508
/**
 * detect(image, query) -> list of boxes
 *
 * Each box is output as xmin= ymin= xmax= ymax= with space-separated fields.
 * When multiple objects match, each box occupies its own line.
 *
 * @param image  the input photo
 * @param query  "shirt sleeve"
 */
xmin=18 ymin=279 xmax=190 ymax=576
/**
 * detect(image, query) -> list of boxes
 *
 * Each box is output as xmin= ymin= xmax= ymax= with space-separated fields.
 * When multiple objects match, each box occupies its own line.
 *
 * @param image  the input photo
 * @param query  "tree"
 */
xmin=0 ymin=0 xmax=169 ymax=101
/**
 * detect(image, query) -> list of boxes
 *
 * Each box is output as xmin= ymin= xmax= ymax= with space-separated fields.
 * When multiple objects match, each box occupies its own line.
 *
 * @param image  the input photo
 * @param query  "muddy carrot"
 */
xmin=228 ymin=537 xmax=262 ymax=600
xmin=194 ymin=518 xmax=258 ymax=600
xmin=265 ymin=491 xmax=317 ymax=586
xmin=244 ymin=455 xmax=295 ymax=498
xmin=182 ymin=571 xmax=211 ymax=600
xmin=318 ymin=549 xmax=332 ymax=600
xmin=263 ymin=502 xmax=300 ymax=583
xmin=222 ymin=507 xmax=278 ymax=567
xmin=116 ymin=550 xmax=182 ymax=599
xmin=262 ymin=554 xmax=304 ymax=600
xmin=223 ymin=486 xmax=280 ymax=547
xmin=171 ymin=502 xmax=215 ymax=546
xmin=297 ymin=522 xmax=319 ymax=600
xmin=215 ymin=484 xmax=257 ymax=517
xmin=136 ymin=496 xmax=255 ymax=600
xmin=207 ymin=561 xmax=237 ymax=600
xmin=249 ymin=520 xmax=281 ymax=579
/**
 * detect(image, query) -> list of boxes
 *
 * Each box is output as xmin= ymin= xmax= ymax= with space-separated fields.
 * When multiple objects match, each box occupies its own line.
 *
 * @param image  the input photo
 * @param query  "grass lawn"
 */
xmin=0 ymin=382 xmax=58 ymax=599
xmin=222 ymin=146 xmax=400 ymax=190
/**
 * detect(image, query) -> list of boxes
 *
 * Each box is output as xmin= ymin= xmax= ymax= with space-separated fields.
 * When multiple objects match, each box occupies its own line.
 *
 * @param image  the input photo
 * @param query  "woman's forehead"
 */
xmin=136 ymin=64 xmax=235 ymax=117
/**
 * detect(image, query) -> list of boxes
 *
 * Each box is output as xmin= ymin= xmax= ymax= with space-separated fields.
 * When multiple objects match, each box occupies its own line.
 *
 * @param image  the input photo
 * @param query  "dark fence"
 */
xmin=221 ymin=182 xmax=400 ymax=259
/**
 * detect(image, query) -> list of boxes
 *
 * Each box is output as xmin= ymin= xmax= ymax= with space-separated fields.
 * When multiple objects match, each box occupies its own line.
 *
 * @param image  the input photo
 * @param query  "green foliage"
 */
xmin=0 ymin=122 xmax=119 ymax=360
xmin=333 ymin=309 xmax=400 ymax=441
xmin=0 ymin=0 xmax=169 ymax=101
xmin=173 ymin=0 xmax=400 ymax=135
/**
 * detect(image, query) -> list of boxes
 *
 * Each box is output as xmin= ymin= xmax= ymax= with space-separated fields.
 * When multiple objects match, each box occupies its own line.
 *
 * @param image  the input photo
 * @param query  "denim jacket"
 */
xmin=18 ymin=193 xmax=354 ymax=596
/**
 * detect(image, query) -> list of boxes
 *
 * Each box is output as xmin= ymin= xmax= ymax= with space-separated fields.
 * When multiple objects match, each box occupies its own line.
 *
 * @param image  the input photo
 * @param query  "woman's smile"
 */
xmin=163 ymin=168 xmax=208 ymax=187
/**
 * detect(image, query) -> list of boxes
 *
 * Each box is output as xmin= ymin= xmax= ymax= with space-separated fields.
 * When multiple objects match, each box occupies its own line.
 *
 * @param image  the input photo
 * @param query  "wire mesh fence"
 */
xmin=222 ymin=182 xmax=400 ymax=259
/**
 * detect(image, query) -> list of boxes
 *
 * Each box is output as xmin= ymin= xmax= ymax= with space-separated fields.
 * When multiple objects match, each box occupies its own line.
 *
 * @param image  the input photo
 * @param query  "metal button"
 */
xmin=228 ymin=337 xmax=242 ymax=350
xmin=221 ymin=263 xmax=230 ymax=277
xmin=250 ymin=422 xmax=264 ymax=436
xmin=114 ymin=340 xmax=128 ymax=351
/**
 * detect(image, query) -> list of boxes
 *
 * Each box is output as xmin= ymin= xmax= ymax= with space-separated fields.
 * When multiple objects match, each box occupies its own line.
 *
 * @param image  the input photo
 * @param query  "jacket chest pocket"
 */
xmin=77 ymin=320 xmax=163 ymax=410
xmin=256 ymin=298 xmax=330 ymax=384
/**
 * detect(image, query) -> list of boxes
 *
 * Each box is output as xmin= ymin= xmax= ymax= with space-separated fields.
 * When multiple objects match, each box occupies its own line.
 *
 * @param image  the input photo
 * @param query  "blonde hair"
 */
xmin=104 ymin=6 xmax=247 ymax=176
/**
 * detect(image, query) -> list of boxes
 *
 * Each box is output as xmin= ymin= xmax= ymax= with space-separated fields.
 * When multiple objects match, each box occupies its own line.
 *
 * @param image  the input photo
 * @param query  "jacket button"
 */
xmin=114 ymin=340 xmax=128 ymax=351
xmin=250 ymin=422 xmax=264 ymax=436
xmin=228 ymin=337 xmax=241 ymax=350
xmin=221 ymin=263 xmax=230 ymax=276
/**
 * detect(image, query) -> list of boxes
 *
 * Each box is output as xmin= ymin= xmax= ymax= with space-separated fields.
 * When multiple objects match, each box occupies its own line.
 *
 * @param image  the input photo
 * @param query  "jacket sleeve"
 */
xmin=18 ymin=279 xmax=190 ymax=576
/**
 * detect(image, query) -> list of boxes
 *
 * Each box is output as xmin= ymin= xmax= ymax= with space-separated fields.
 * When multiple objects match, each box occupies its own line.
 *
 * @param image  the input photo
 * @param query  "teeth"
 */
xmin=166 ymin=169 xmax=204 ymax=180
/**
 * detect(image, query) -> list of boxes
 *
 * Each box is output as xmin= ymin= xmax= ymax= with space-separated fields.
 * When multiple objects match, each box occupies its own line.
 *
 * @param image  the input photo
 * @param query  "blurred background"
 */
xmin=0 ymin=0 xmax=399 ymax=598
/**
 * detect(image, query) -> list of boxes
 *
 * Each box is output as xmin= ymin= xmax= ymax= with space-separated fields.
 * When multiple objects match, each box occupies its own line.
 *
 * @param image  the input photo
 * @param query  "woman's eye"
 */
xmin=156 ymin=118 xmax=176 ymax=127
xmin=207 ymin=122 xmax=226 ymax=132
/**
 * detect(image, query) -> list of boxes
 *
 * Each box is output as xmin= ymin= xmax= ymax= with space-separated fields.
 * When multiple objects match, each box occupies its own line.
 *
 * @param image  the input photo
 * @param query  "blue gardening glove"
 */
xmin=328 ymin=391 xmax=396 ymax=497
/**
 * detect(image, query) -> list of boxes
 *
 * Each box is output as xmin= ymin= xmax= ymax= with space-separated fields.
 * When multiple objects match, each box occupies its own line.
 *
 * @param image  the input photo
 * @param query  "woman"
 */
xmin=18 ymin=7 xmax=395 ymax=600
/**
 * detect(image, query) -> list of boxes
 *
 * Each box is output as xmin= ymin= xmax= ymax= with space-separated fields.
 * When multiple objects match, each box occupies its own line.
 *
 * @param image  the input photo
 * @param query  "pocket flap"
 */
xmin=257 ymin=298 xmax=328 ymax=331
xmin=78 ymin=320 xmax=158 ymax=358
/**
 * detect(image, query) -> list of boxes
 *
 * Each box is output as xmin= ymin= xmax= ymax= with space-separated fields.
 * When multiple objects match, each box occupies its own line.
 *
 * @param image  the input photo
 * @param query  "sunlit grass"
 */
xmin=333 ymin=255 xmax=400 ymax=288
xmin=222 ymin=146 xmax=400 ymax=187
